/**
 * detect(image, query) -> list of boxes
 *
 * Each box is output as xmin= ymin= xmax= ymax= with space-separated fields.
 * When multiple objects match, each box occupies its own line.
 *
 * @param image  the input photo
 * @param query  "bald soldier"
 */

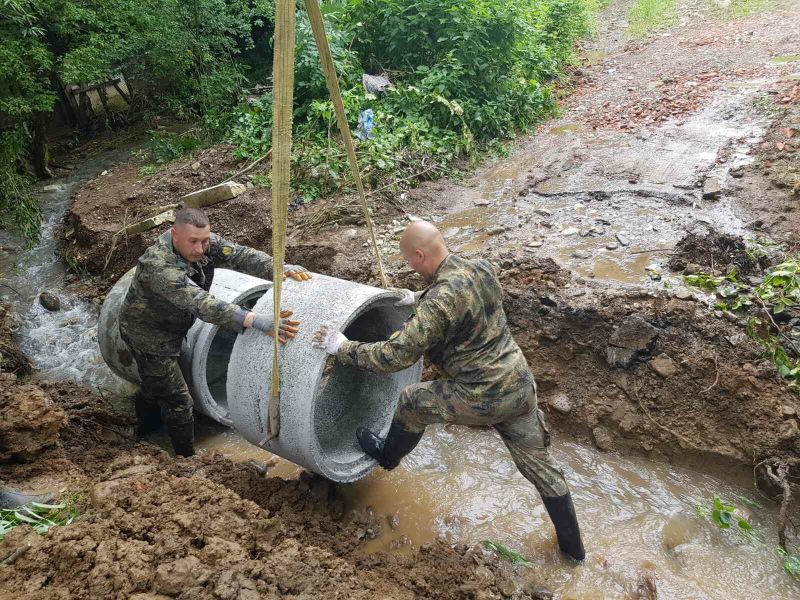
xmin=119 ymin=208 xmax=309 ymax=457
xmin=313 ymin=221 xmax=585 ymax=561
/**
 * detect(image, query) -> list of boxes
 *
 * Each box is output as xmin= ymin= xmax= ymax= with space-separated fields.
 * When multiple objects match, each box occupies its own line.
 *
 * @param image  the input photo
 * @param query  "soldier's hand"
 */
xmin=248 ymin=310 xmax=301 ymax=343
xmin=312 ymin=325 xmax=348 ymax=355
xmin=283 ymin=264 xmax=312 ymax=281
xmin=390 ymin=287 xmax=416 ymax=307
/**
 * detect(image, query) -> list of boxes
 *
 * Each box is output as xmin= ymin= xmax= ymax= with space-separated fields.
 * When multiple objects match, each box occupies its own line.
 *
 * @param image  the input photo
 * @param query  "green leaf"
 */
xmin=737 ymin=518 xmax=752 ymax=530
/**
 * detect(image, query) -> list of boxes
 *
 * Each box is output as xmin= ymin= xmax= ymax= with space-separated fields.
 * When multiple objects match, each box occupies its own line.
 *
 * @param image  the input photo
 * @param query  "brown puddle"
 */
xmin=194 ymin=423 xmax=799 ymax=599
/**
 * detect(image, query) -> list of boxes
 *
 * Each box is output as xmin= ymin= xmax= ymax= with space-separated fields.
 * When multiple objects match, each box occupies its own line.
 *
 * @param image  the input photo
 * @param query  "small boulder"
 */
xmin=39 ymin=292 xmax=61 ymax=312
xmin=702 ymin=177 xmax=723 ymax=200
xmin=606 ymin=315 xmax=659 ymax=368
xmin=592 ymin=426 xmax=614 ymax=452
xmin=649 ymin=353 xmax=678 ymax=378
xmin=549 ymin=393 xmax=573 ymax=415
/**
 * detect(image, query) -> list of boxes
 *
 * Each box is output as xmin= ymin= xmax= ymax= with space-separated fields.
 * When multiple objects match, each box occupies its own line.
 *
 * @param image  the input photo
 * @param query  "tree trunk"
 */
xmin=31 ymin=112 xmax=52 ymax=179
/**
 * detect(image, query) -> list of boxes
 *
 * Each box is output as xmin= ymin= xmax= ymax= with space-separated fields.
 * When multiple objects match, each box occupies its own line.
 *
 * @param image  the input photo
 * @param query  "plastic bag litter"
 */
xmin=356 ymin=109 xmax=374 ymax=140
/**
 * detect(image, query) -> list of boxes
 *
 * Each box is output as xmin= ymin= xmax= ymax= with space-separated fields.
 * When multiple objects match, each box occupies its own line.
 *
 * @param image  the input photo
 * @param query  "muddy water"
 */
xmin=192 ymin=422 xmax=798 ymax=599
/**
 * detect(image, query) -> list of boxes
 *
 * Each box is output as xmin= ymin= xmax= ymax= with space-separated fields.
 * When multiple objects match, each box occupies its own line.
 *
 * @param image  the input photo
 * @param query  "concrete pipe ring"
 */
xmin=179 ymin=271 xmax=271 ymax=426
xmin=227 ymin=273 xmax=422 ymax=483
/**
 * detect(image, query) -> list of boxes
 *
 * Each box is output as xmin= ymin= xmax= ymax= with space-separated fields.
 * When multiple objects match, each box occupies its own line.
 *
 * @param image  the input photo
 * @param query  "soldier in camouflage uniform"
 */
xmin=119 ymin=208 xmax=308 ymax=457
xmin=313 ymin=221 xmax=585 ymax=561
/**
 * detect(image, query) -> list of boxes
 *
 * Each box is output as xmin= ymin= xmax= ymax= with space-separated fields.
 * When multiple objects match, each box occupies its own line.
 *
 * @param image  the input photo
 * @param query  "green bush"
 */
xmin=227 ymin=0 xmax=592 ymax=200
xmin=1 ymin=0 xmax=594 ymax=237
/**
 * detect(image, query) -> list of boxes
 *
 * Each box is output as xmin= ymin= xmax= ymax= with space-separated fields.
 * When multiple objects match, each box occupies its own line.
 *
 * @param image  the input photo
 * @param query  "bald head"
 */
xmin=399 ymin=221 xmax=450 ymax=280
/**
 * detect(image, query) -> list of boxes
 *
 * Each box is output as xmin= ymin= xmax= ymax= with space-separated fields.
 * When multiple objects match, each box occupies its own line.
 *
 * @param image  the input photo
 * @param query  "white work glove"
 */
xmin=312 ymin=325 xmax=348 ymax=355
xmin=245 ymin=310 xmax=300 ymax=343
xmin=390 ymin=287 xmax=416 ymax=307
xmin=283 ymin=264 xmax=312 ymax=281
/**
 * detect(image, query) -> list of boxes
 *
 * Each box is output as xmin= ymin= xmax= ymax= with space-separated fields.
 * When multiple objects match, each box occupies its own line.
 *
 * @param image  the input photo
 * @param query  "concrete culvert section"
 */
xmin=227 ymin=274 xmax=422 ymax=483
xmin=98 ymin=268 xmax=270 ymax=425
xmin=178 ymin=272 xmax=270 ymax=426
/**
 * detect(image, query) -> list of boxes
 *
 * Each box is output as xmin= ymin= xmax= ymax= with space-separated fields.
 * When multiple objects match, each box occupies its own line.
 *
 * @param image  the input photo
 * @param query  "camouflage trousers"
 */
xmin=124 ymin=343 xmax=194 ymax=427
xmin=395 ymin=379 xmax=569 ymax=498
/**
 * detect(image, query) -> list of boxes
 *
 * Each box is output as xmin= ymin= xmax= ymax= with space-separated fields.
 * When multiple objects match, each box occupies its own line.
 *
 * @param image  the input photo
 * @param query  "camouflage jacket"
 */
xmin=119 ymin=231 xmax=274 ymax=355
xmin=337 ymin=254 xmax=533 ymax=400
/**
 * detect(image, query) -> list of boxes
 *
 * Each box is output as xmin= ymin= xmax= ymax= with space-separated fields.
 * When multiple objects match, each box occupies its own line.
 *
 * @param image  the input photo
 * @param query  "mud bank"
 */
xmin=0 ymin=314 xmax=537 ymax=600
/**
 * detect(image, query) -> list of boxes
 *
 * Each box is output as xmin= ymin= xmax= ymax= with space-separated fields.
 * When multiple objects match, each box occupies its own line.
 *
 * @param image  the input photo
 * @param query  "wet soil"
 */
xmin=62 ymin=144 xmax=274 ymax=285
xmin=0 ymin=324 xmax=532 ymax=600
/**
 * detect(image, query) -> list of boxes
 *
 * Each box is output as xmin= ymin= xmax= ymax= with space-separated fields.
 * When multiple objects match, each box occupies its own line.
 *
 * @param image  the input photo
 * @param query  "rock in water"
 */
xmin=39 ymin=291 xmax=61 ymax=312
xmin=592 ymin=425 xmax=614 ymax=451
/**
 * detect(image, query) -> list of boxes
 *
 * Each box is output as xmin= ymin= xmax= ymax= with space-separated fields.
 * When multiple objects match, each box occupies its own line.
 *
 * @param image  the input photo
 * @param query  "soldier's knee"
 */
xmin=398 ymin=384 xmax=423 ymax=412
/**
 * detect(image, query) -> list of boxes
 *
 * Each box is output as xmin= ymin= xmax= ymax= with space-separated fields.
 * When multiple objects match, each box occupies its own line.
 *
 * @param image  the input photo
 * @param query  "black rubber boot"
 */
xmin=134 ymin=392 xmax=162 ymax=438
xmin=167 ymin=421 xmax=196 ymax=457
xmin=0 ymin=487 xmax=56 ymax=509
xmin=542 ymin=492 xmax=586 ymax=561
xmin=357 ymin=421 xmax=423 ymax=470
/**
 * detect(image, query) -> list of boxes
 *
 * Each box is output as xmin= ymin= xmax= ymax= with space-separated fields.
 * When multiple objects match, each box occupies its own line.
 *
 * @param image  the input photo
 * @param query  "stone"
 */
xmin=535 ymin=208 xmax=552 ymax=217
xmin=684 ymin=263 xmax=703 ymax=275
xmin=606 ymin=242 xmax=619 ymax=250
xmin=191 ymin=161 xmax=201 ymax=171
xmin=42 ymin=184 xmax=64 ymax=193
xmin=649 ymin=353 xmax=678 ymax=378
xmin=475 ymin=200 xmax=491 ymax=207
xmin=561 ymin=227 xmax=579 ymax=236
xmin=524 ymin=587 xmax=554 ymax=600
xmin=488 ymin=226 xmax=506 ymax=235
xmin=674 ymin=290 xmax=693 ymax=300
xmin=779 ymin=419 xmax=799 ymax=442
xmin=526 ymin=241 xmax=544 ymax=248
xmin=781 ymin=404 xmax=797 ymax=419
xmin=615 ymin=233 xmax=630 ymax=247
xmin=592 ymin=425 xmax=614 ymax=451
xmin=606 ymin=315 xmax=659 ymax=368
xmin=549 ymin=393 xmax=573 ymax=414
xmin=39 ymin=291 xmax=61 ymax=312
xmin=182 ymin=181 xmax=247 ymax=208
xmin=572 ymin=250 xmax=592 ymax=259
xmin=702 ymin=177 xmax=723 ymax=200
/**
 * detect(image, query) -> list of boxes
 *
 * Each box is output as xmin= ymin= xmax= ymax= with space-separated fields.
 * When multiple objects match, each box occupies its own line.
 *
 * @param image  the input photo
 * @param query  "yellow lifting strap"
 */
xmin=268 ymin=0 xmax=387 ymax=439
xmin=268 ymin=0 xmax=296 ymax=440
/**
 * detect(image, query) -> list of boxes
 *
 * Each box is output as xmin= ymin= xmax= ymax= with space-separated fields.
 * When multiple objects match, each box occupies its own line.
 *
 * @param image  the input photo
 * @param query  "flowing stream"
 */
xmin=0 ymin=156 xmax=797 ymax=599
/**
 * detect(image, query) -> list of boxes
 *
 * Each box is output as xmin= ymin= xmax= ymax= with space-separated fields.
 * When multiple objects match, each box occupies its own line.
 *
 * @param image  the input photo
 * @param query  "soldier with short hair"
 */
xmin=313 ymin=221 xmax=585 ymax=561
xmin=119 ymin=207 xmax=310 ymax=457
